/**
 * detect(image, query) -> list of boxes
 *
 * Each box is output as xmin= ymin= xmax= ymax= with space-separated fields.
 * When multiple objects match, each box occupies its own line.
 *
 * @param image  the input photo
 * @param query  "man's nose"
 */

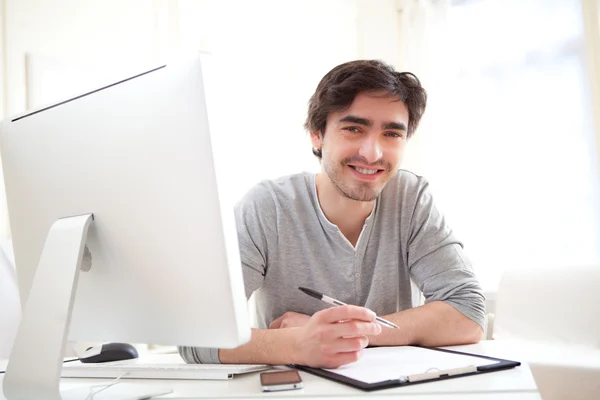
xmin=358 ymin=136 xmax=383 ymax=164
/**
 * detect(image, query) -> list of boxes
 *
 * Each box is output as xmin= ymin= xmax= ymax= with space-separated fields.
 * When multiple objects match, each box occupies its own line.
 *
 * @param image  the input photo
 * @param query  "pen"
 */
xmin=298 ymin=286 xmax=399 ymax=329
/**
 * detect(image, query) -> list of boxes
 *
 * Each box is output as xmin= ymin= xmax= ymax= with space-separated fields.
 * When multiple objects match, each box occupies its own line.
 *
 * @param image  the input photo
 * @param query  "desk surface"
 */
xmin=1 ymin=341 xmax=540 ymax=399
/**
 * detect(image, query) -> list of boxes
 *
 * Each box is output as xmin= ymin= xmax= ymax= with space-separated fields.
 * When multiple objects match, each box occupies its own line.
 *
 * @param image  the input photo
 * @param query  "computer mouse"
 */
xmin=79 ymin=342 xmax=139 ymax=363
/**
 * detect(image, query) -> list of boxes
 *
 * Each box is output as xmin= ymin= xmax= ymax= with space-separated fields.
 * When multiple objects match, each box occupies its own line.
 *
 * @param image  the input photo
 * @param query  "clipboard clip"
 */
xmin=404 ymin=365 xmax=478 ymax=383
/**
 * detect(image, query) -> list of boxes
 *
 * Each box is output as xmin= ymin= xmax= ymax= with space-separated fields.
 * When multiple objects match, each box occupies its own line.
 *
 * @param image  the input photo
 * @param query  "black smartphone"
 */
xmin=260 ymin=370 xmax=303 ymax=392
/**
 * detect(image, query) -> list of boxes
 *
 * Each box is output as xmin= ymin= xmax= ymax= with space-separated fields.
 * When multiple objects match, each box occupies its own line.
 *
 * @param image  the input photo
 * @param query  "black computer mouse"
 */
xmin=79 ymin=342 xmax=139 ymax=363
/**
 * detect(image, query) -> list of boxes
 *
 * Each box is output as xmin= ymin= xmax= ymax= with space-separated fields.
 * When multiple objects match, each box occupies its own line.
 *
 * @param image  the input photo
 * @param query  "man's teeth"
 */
xmin=354 ymin=167 xmax=378 ymax=175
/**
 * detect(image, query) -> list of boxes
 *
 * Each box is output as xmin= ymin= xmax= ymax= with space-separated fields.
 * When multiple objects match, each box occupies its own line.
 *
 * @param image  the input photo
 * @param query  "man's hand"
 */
xmin=269 ymin=311 xmax=310 ymax=329
xmin=291 ymin=305 xmax=382 ymax=369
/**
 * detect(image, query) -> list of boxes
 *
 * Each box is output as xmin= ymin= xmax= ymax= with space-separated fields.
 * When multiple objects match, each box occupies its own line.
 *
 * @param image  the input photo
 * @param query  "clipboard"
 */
xmin=293 ymin=345 xmax=521 ymax=392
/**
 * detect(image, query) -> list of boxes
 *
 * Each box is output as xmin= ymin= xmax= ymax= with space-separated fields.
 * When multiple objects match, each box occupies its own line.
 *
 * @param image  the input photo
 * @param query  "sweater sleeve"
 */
xmin=407 ymin=180 xmax=486 ymax=329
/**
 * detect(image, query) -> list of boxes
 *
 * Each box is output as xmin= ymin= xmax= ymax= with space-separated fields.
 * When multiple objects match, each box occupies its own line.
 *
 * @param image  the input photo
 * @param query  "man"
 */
xmin=180 ymin=60 xmax=485 ymax=368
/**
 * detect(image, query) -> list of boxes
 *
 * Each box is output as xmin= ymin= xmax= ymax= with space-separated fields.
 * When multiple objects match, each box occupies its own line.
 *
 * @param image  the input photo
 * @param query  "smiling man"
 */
xmin=179 ymin=60 xmax=485 ymax=368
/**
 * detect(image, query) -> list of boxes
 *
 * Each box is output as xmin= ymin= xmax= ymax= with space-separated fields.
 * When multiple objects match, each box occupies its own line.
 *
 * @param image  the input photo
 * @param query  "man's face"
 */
xmin=311 ymin=92 xmax=410 ymax=202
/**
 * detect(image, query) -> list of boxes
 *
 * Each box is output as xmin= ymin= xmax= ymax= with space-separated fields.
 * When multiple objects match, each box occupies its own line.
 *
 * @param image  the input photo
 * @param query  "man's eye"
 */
xmin=343 ymin=126 xmax=361 ymax=133
xmin=385 ymin=131 xmax=405 ymax=139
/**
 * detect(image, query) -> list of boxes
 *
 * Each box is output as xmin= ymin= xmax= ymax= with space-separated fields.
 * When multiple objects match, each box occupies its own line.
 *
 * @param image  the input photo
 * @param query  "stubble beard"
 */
xmin=323 ymin=156 xmax=391 ymax=202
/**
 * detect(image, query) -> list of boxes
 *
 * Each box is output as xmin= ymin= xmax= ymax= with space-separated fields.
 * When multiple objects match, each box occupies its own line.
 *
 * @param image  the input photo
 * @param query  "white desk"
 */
xmin=0 ymin=341 xmax=540 ymax=399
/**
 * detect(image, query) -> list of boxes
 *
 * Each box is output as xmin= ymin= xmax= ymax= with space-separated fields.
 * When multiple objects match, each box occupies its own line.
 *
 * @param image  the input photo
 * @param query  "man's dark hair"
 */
xmin=304 ymin=60 xmax=427 ymax=159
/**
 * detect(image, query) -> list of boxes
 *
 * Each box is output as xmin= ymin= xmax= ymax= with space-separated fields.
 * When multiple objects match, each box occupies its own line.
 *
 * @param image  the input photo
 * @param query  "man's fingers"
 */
xmin=326 ymin=335 xmax=369 ymax=353
xmin=321 ymin=350 xmax=363 ymax=369
xmin=316 ymin=305 xmax=376 ymax=324
xmin=318 ymin=320 xmax=381 ymax=341
xmin=269 ymin=316 xmax=283 ymax=329
xmin=336 ymin=320 xmax=382 ymax=337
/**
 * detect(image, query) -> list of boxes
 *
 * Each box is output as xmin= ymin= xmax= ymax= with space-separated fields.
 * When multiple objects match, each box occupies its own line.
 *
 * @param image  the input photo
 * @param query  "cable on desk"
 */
xmin=85 ymin=372 xmax=128 ymax=400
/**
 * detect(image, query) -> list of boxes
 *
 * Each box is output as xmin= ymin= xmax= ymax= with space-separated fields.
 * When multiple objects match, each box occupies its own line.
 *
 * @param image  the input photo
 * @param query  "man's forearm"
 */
xmin=369 ymin=301 xmax=483 ymax=347
xmin=219 ymin=328 xmax=299 ymax=364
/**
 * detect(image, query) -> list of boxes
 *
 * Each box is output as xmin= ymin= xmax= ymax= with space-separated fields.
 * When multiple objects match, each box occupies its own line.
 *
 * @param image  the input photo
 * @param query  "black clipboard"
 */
xmin=293 ymin=346 xmax=521 ymax=392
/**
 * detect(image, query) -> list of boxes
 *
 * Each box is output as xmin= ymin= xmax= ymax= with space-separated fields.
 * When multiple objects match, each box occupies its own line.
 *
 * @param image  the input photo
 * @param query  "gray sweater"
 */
xmin=179 ymin=170 xmax=485 ymax=363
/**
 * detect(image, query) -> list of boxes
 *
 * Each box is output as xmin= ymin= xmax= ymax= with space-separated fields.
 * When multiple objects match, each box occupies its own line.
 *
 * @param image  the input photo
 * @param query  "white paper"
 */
xmin=324 ymin=346 xmax=496 ymax=384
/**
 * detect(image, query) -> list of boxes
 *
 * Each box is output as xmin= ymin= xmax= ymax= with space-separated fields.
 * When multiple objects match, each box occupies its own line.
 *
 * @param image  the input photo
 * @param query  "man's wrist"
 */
xmin=367 ymin=312 xmax=415 ymax=347
xmin=218 ymin=327 xmax=303 ymax=365
xmin=286 ymin=327 xmax=303 ymax=365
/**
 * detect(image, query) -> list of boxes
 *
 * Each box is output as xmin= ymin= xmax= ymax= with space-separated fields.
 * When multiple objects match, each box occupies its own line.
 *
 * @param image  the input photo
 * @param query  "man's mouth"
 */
xmin=348 ymin=165 xmax=385 ymax=176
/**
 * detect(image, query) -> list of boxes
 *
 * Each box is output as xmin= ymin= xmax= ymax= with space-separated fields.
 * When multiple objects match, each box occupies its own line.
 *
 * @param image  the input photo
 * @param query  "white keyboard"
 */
xmin=62 ymin=361 xmax=271 ymax=380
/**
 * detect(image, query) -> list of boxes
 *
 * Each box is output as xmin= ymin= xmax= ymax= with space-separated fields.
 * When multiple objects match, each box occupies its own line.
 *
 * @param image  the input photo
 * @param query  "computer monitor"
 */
xmin=0 ymin=55 xmax=251 ymax=399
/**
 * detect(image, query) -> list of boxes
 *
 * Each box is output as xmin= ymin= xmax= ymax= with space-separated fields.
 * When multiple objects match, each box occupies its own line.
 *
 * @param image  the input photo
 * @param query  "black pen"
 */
xmin=298 ymin=286 xmax=399 ymax=329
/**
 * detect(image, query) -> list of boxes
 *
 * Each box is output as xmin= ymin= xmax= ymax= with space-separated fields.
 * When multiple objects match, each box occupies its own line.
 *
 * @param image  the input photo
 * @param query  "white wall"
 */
xmin=177 ymin=0 xmax=354 ymax=203
xmin=0 ymin=0 xmax=179 ymax=239
xmin=4 ymin=0 xmax=156 ymax=115
xmin=0 ymin=0 xmax=7 ymax=241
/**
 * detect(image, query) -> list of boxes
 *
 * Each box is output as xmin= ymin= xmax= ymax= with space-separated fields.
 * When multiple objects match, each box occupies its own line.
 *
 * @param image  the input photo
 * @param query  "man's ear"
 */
xmin=310 ymin=131 xmax=323 ymax=149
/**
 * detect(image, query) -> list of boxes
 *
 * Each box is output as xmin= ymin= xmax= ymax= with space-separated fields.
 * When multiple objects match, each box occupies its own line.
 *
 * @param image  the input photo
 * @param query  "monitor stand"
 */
xmin=2 ymin=214 xmax=170 ymax=400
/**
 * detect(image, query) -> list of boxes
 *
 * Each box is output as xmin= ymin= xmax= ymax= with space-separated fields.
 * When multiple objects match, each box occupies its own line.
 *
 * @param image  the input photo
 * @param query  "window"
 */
xmin=424 ymin=0 xmax=600 ymax=291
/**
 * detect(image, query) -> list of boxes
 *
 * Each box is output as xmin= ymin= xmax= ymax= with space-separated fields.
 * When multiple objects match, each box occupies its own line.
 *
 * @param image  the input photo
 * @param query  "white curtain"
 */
xmin=399 ymin=0 xmax=600 ymax=292
xmin=582 ymin=0 xmax=600 ymax=170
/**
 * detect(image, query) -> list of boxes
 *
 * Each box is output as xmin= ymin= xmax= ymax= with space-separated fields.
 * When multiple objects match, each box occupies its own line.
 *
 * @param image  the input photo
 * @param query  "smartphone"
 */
xmin=260 ymin=370 xmax=303 ymax=392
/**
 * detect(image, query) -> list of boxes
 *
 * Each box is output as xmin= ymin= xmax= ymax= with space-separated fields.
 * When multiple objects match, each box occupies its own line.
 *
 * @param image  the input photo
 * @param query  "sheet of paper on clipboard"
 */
xmin=324 ymin=346 xmax=493 ymax=384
